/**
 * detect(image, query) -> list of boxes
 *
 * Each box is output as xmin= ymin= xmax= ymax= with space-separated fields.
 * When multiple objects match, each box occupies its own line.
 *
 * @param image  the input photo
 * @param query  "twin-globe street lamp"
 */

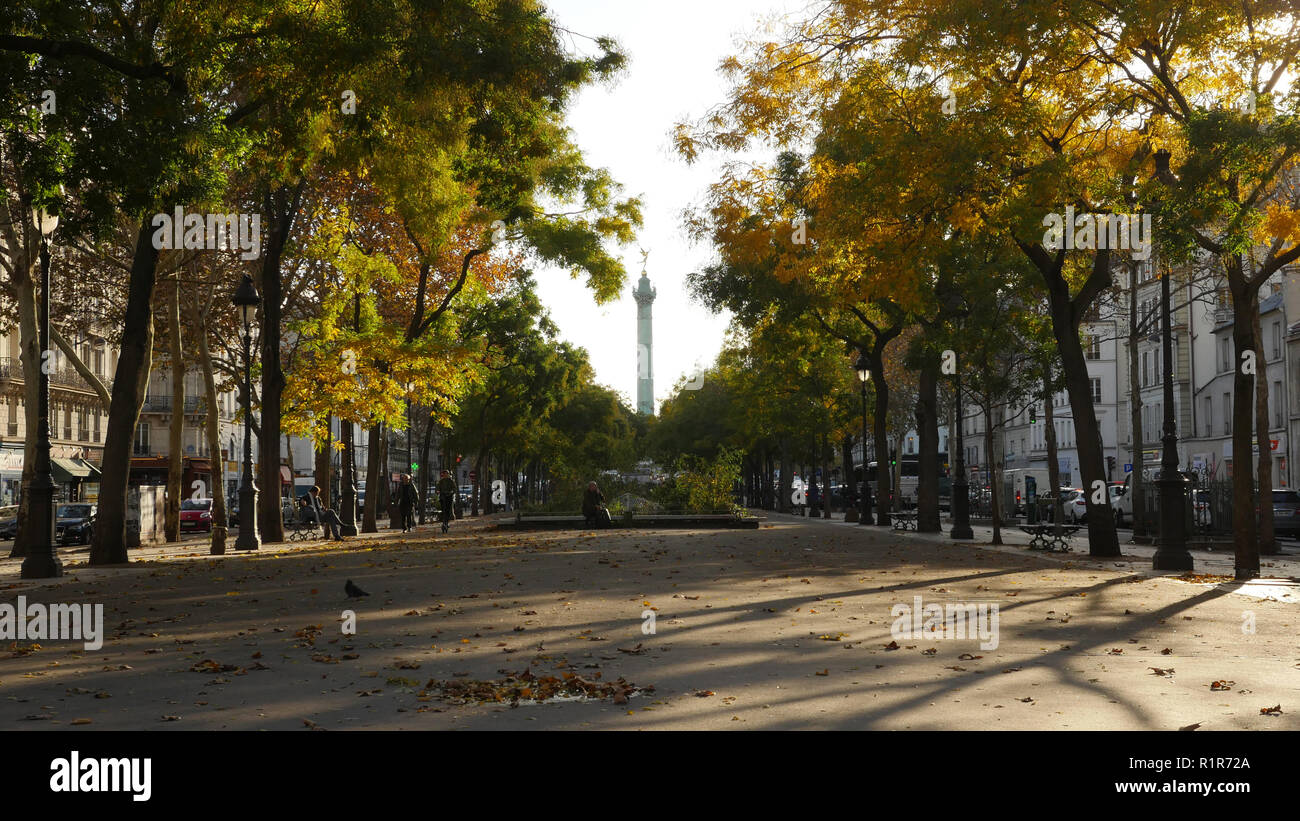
xmin=855 ymin=353 xmax=872 ymax=526
xmin=232 ymin=275 xmax=262 ymax=551
xmin=21 ymin=205 xmax=62 ymax=579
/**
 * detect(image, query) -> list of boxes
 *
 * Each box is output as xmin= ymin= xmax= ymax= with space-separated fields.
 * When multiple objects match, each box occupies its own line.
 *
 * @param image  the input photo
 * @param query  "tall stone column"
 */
xmin=634 ymin=268 xmax=656 ymax=415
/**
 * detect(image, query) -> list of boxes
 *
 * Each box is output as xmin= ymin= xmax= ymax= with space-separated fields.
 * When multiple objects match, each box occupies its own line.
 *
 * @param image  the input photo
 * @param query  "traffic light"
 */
xmin=1029 ymin=404 xmax=1037 ymax=424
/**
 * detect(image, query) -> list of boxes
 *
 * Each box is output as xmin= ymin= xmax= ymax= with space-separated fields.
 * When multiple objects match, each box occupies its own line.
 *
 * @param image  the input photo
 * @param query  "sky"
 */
xmin=532 ymin=0 xmax=803 ymax=413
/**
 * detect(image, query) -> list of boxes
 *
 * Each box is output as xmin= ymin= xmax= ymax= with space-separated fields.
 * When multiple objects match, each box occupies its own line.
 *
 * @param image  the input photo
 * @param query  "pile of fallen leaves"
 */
xmin=1176 ymin=573 xmax=1236 ymax=584
xmin=424 ymin=668 xmax=651 ymax=707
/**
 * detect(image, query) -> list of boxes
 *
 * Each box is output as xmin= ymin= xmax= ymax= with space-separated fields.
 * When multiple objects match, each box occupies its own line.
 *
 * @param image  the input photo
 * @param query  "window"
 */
xmin=1273 ymin=380 xmax=1283 ymax=429
xmin=77 ymin=408 xmax=89 ymax=442
xmin=1085 ymin=336 xmax=1101 ymax=360
xmin=93 ymin=411 xmax=100 ymax=443
xmin=93 ymin=345 xmax=103 ymax=376
xmin=1090 ymin=377 xmax=1102 ymax=404
xmin=1142 ymin=352 xmax=1150 ymax=386
xmin=134 ymin=421 xmax=150 ymax=456
xmin=1272 ymin=322 xmax=1282 ymax=359
xmin=62 ymin=407 xmax=71 ymax=440
xmin=1223 ymin=393 xmax=1231 ymax=436
xmin=1220 ymin=338 xmax=1230 ymax=373
xmin=1204 ymin=397 xmax=1212 ymax=437
xmin=6 ymin=401 xmax=15 ymax=437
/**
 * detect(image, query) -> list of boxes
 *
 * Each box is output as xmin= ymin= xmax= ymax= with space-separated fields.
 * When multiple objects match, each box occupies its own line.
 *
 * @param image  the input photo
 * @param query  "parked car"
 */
xmin=1044 ymin=487 xmax=1080 ymax=523
xmin=1265 ymin=489 xmax=1300 ymax=538
xmin=55 ymin=503 xmax=96 ymax=546
xmin=180 ymin=498 xmax=214 ymax=532
xmin=1064 ymin=489 xmax=1089 ymax=523
xmin=0 ymin=505 xmax=19 ymax=540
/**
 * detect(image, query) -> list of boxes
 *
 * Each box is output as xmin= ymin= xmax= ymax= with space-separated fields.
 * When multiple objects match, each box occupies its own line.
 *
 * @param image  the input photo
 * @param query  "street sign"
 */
xmin=469 ymin=470 xmax=477 ymax=482
xmin=1124 ymin=463 xmax=1132 ymax=473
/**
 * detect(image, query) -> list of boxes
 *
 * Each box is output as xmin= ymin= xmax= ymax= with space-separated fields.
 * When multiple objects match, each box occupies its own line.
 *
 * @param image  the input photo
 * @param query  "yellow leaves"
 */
xmin=1256 ymin=202 xmax=1300 ymax=248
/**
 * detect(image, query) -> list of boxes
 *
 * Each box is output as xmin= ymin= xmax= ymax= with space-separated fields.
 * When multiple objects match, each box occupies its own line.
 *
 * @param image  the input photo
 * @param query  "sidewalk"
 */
xmin=0 ymin=513 xmax=512 ymax=591
xmin=763 ymin=509 xmax=1300 ymax=603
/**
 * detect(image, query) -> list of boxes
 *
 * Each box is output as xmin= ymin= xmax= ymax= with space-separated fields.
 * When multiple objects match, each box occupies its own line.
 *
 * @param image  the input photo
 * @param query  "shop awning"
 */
xmin=52 ymin=458 xmax=102 ymax=484
xmin=280 ymin=465 xmax=292 ymax=484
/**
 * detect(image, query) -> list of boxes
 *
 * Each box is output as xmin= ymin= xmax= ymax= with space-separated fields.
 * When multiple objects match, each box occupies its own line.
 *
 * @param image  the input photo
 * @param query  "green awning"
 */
xmin=51 ymin=458 xmax=101 ymax=483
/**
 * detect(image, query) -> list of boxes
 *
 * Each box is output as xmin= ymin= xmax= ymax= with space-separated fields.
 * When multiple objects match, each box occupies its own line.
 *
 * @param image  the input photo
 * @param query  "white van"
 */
xmin=1002 ymin=468 xmax=1052 ymax=514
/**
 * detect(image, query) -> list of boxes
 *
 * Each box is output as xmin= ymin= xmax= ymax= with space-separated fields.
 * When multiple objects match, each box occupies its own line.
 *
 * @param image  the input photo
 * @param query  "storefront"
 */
xmin=0 ymin=446 xmax=22 ymax=506
xmin=52 ymin=457 xmax=101 ymax=501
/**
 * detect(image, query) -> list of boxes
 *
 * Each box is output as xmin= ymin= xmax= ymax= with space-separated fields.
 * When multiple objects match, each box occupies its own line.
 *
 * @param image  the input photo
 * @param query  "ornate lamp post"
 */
xmin=232 ymin=275 xmax=261 ymax=551
xmin=1151 ymin=148 xmax=1193 ymax=570
xmin=855 ymin=353 xmax=873 ymax=526
xmin=21 ymin=205 xmax=62 ymax=578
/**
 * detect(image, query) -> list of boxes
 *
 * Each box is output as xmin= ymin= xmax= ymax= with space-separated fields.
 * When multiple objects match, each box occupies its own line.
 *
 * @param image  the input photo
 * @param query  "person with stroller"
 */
xmin=436 ymin=470 xmax=458 ymax=534
xmin=582 ymin=481 xmax=611 ymax=528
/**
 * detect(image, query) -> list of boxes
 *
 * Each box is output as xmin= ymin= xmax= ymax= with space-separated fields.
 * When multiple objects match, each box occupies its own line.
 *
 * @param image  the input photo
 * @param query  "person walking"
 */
xmin=309 ymin=485 xmax=346 ymax=541
xmin=436 ymin=470 xmax=457 ymax=534
xmin=398 ymin=473 xmax=419 ymax=532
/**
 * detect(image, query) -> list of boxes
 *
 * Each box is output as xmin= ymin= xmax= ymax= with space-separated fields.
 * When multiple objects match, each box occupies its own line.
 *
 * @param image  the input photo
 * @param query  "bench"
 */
xmin=288 ymin=519 xmax=321 ymax=541
xmin=892 ymin=512 xmax=919 ymax=531
xmin=1019 ymin=524 xmax=1080 ymax=552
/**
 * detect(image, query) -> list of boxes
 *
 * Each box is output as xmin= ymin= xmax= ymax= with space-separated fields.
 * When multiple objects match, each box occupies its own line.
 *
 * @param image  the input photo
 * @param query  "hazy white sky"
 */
xmin=534 ymin=0 xmax=803 ymax=412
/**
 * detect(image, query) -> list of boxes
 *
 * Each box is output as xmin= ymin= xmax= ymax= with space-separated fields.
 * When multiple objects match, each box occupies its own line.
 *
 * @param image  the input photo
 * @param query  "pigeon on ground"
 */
xmin=344 ymin=580 xmax=370 ymax=599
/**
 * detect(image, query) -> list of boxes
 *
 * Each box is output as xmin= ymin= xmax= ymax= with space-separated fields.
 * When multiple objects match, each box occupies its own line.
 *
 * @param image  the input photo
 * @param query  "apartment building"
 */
xmin=0 ymin=328 xmax=111 ymax=504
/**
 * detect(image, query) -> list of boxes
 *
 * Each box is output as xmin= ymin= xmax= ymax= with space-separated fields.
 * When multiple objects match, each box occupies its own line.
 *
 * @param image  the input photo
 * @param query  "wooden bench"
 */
xmin=892 ymin=512 xmax=919 ymax=531
xmin=1019 ymin=524 xmax=1080 ymax=552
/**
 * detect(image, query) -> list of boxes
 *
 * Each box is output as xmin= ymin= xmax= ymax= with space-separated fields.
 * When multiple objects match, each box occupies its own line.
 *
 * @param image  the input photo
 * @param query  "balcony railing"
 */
xmin=0 ymin=356 xmax=112 ymax=394
xmin=140 ymin=394 xmax=231 ymax=417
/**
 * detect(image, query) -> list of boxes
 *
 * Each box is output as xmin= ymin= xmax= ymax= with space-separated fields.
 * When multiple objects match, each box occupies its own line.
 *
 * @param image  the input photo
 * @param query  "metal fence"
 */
xmin=1131 ymin=476 xmax=1233 ymax=538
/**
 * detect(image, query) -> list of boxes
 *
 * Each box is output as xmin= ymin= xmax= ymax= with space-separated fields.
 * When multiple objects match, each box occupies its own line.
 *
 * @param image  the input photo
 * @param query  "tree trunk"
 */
xmin=362 ymin=421 xmax=382 ymax=532
xmin=1230 ymin=273 xmax=1261 ymax=577
xmin=1252 ymin=307 xmax=1277 ymax=555
xmin=1048 ymin=298 xmax=1120 ymax=556
xmin=916 ymin=362 xmax=940 ymax=531
xmin=418 ymin=415 xmax=433 ymax=524
xmin=257 ymin=184 xmax=303 ymax=545
xmin=820 ymin=433 xmax=832 ymax=519
xmin=196 ymin=318 xmax=227 ymax=555
xmin=10 ymin=277 xmax=40 ymax=558
xmin=164 ymin=277 xmax=183 ymax=542
xmin=777 ymin=438 xmax=791 ymax=514
xmin=1129 ymin=262 xmax=1147 ymax=539
xmin=871 ymin=356 xmax=891 ymax=527
xmin=314 ymin=418 xmax=331 ymax=501
xmin=984 ymin=406 xmax=1001 ymax=544
xmin=1043 ymin=381 xmax=1064 ymax=535
xmin=91 ymin=220 xmax=159 ymax=565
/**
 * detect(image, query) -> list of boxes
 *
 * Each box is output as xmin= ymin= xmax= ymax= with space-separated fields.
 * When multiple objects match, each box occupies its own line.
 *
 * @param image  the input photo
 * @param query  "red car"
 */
xmin=180 ymin=498 xmax=213 ymax=532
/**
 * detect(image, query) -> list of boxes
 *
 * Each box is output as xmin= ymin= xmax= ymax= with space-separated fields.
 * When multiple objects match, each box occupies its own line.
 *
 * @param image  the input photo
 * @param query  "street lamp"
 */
xmin=232 ymin=274 xmax=261 ymax=551
xmin=1151 ymin=148 xmax=1193 ymax=570
xmin=856 ymin=353 xmax=873 ymax=526
xmin=21 ymin=205 xmax=62 ymax=578
xmin=949 ymin=351 xmax=974 ymax=540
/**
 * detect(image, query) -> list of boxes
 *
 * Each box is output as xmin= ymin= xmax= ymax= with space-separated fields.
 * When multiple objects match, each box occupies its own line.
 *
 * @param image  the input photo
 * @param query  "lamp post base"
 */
xmin=21 ymin=552 xmax=63 ymax=579
xmin=234 ymin=483 xmax=260 ymax=551
xmin=1151 ymin=473 xmax=1192 ymax=571
xmin=950 ymin=485 xmax=974 ymax=539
